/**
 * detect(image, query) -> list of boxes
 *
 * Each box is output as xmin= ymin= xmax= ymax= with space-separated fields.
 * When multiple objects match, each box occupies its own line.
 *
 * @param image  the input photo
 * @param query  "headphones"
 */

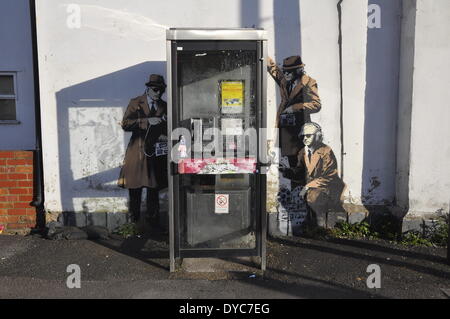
xmin=298 ymin=122 xmax=323 ymax=142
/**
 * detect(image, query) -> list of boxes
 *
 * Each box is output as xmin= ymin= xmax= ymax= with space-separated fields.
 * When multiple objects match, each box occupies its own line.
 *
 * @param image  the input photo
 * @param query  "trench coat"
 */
xmin=288 ymin=143 xmax=345 ymax=204
xmin=267 ymin=58 xmax=322 ymax=156
xmin=118 ymin=95 xmax=168 ymax=190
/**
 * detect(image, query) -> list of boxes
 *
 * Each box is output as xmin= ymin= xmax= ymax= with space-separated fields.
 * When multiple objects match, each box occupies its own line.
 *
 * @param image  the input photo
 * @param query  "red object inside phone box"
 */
xmin=178 ymin=158 xmax=257 ymax=174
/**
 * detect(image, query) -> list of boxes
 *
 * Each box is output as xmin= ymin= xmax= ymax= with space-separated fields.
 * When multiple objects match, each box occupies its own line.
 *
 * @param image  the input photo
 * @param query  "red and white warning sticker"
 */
xmin=215 ymin=194 xmax=229 ymax=214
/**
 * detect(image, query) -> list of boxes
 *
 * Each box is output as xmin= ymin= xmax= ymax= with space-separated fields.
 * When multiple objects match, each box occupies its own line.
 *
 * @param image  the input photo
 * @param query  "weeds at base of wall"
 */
xmin=299 ymin=221 xmax=386 ymax=241
xmin=113 ymin=222 xmax=139 ymax=238
xmin=301 ymin=215 xmax=448 ymax=248
xmin=400 ymin=216 xmax=449 ymax=247
xmin=331 ymin=221 xmax=379 ymax=240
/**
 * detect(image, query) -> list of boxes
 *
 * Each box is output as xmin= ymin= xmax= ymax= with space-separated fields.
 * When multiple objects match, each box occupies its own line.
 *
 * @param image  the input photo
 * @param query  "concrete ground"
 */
xmin=0 ymin=231 xmax=449 ymax=299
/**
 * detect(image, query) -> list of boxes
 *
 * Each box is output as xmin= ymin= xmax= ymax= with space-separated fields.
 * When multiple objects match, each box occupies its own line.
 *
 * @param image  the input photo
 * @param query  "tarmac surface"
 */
xmin=0 ymin=231 xmax=449 ymax=299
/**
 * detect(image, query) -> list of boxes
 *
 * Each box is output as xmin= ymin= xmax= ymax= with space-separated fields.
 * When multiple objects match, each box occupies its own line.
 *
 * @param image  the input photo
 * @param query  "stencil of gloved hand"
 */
xmin=282 ymin=105 xmax=294 ymax=113
xmin=147 ymin=117 xmax=162 ymax=126
xmin=299 ymin=186 xmax=309 ymax=198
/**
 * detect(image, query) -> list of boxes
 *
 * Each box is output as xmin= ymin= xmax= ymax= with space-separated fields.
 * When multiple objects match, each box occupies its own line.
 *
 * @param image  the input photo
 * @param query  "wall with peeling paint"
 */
xmin=32 ymin=0 xmax=448 ymax=221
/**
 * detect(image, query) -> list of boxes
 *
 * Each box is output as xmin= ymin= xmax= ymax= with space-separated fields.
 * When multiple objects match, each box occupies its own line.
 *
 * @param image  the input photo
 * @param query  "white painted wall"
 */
xmin=0 ymin=0 xmax=36 ymax=150
xmin=34 ymin=0 xmax=376 ymax=214
xmin=300 ymin=0 xmax=342 ymax=187
xmin=363 ymin=0 xmax=401 ymax=205
xmin=406 ymin=0 xmax=450 ymax=216
xmin=340 ymin=0 xmax=369 ymax=205
xmin=396 ymin=0 xmax=417 ymax=211
xmin=301 ymin=0 xmax=369 ymax=205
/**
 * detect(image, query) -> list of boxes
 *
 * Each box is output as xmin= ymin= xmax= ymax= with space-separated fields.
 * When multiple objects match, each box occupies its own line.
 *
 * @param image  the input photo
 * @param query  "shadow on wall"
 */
xmin=361 ymin=0 xmax=401 ymax=218
xmin=241 ymin=0 xmax=302 ymax=55
xmin=240 ymin=0 xmax=260 ymax=28
xmin=273 ymin=0 xmax=302 ymax=59
xmin=55 ymin=61 xmax=166 ymax=225
xmin=265 ymin=0 xmax=304 ymax=236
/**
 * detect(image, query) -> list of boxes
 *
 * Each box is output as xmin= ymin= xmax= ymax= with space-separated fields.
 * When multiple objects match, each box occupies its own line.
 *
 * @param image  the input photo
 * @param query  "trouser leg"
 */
xmin=287 ymin=155 xmax=298 ymax=168
xmin=129 ymin=188 xmax=143 ymax=223
xmin=146 ymin=188 xmax=160 ymax=224
xmin=287 ymin=155 xmax=301 ymax=189
xmin=305 ymin=189 xmax=329 ymax=228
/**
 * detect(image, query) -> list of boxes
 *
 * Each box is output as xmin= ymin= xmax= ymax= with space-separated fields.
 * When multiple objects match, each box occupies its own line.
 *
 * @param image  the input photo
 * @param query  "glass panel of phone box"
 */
xmin=177 ymin=48 xmax=258 ymax=249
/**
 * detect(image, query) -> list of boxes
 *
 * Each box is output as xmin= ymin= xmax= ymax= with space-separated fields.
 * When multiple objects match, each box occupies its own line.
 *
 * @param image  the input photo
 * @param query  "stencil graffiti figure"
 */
xmin=267 ymin=55 xmax=322 ymax=167
xmin=268 ymin=55 xmax=322 ymax=233
xmin=281 ymin=122 xmax=345 ymax=227
xmin=118 ymin=74 xmax=168 ymax=226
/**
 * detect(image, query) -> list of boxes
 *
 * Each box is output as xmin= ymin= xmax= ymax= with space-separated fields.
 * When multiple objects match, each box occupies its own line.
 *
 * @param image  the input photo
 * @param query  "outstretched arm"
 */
xmin=267 ymin=56 xmax=284 ymax=86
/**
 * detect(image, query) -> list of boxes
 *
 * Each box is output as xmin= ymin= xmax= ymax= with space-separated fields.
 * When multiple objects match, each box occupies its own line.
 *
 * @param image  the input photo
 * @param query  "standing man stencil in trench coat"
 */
xmin=267 ymin=55 xmax=322 ymax=168
xmin=118 ymin=74 xmax=168 ymax=225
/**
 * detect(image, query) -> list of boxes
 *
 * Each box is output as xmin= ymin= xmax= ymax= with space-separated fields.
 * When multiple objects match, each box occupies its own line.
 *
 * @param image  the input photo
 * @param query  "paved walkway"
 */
xmin=0 ymin=233 xmax=448 ymax=298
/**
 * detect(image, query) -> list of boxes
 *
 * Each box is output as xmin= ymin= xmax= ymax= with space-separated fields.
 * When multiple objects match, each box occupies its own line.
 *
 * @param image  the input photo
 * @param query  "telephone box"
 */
xmin=166 ymin=29 xmax=268 ymax=272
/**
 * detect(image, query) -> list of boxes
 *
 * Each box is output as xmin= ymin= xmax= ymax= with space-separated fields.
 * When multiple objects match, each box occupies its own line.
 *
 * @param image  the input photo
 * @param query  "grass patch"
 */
xmin=400 ymin=231 xmax=434 ymax=247
xmin=114 ymin=223 xmax=139 ymax=238
xmin=426 ymin=217 xmax=449 ymax=246
xmin=328 ymin=215 xmax=448 ymax=247
xmin=331 ymin=221 xmax=379 ymax=240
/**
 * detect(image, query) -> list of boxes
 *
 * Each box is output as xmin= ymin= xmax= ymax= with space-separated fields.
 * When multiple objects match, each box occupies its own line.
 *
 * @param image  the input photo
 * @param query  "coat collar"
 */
xmin=288 ymin=75 xmax=309 ymax=100
xmin=138 ymin=95 xmax=165 ymax=116
xmin=302 ymin=143 xmax=326 ymax=174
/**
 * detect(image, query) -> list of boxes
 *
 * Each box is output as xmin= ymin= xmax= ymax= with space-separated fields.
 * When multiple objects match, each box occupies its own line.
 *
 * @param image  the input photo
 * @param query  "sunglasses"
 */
xmin=148 ymin=87 xmax=162 ymax=93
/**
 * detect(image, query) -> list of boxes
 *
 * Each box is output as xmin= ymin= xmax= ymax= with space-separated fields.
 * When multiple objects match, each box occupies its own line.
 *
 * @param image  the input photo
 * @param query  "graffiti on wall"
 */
xmin=268 ymin=55 xmax=345 ymax=234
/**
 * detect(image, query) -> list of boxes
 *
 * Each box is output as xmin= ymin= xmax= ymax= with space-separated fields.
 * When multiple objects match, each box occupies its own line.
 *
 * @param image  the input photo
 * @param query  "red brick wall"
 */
xmin=0 ymin=151 xmax=36 ymax=232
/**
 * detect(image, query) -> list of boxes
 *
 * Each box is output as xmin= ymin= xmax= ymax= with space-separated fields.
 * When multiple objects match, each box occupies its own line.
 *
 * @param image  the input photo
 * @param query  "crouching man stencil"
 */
xmin=118 ymin=74 xmax=168 ymax=226
xmin=281 ymin=122 xmax=345 ymax=227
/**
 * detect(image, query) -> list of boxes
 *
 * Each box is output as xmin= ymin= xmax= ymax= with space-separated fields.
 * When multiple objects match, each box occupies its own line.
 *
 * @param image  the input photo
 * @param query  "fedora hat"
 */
xmin=282 ymin=56 xmax=305 ymax=71
xmin=145 ymin=74 xmax=167 ymax=88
